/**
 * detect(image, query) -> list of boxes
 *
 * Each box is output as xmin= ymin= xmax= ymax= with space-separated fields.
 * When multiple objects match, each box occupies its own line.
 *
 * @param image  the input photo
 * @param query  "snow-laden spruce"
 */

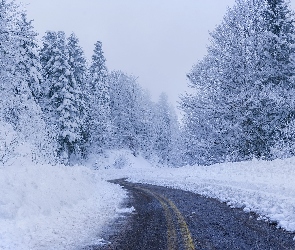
xmin=87 ymin=41 xmax=112 ymax=153
xmin=40 ymin=31 xmax=85 ymax=165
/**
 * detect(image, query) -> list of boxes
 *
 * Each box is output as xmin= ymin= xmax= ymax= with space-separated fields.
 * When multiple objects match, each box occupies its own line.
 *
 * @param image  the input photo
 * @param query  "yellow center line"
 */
xmin=163 ymin=197 xmax=195 ymax=250
xmin=136 ymin=187 xmax=195 ymax=250
xmin=136 ymin=187 xmax=177 ymax=250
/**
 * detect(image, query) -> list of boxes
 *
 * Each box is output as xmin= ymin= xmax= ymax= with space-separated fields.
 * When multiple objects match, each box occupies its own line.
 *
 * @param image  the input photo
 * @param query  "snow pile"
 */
xmin=98 ymin=151 xmax=295 ymax=233
xmin=0 ymin=123 xmax=127 ymax=250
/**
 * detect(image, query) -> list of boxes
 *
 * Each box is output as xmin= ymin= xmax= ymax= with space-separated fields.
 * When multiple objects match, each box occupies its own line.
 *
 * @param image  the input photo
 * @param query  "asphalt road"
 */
xmin=85 ymin=179 xmax=295 ymax=250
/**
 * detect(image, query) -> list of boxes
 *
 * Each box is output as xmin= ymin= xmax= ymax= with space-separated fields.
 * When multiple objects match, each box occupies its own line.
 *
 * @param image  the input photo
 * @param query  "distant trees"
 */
xmin=181 ymin=0 xmax=295 ymax=165
xmin=108 ymin=71 xmax=180 ymax=163
xmin=0 ymin=0 xmax=181 ymax=166
xmin=154 ymin=93 xmax=180 ymax=165
xmin=37 ymin=30 xmax=181 ymax=165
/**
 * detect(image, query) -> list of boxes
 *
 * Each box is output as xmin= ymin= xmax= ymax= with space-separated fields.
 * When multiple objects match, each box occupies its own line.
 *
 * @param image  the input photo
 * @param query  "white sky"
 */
xmin=17 ymin=0 xmax=295 ymax=113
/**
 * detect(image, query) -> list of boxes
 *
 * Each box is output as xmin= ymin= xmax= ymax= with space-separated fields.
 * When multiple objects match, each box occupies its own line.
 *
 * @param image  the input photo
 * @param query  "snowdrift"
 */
xmin=0 ymin=122 xmax=127 ymax=250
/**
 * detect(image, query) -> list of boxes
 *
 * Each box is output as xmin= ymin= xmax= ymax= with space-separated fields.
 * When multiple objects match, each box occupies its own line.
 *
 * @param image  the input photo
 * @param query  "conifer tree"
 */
xmin=108 ymin=71 xmax=139 ymax=153
xmin=0 ymin=1 xmax=55 ymax=163
xmin=67 ymin=33 xmax=88 ymax=157
xmin=87 ymin=41 xmax=111 ymax=152
xmin=15 ymin=13 xmax=43 ymax=99
xmin=154 ymin=93 xmax=180 ymax=165
xmin=40 ymin=31 xmax=82 ymax=164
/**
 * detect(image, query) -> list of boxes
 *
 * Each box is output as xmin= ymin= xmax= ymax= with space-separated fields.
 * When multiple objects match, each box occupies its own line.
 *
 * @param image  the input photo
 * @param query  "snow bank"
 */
xmin=0 ymin=163 xmax=126 ymax=250
xmin=98 ymin=151 xmax=295 ymax=233
xmin=0 ymin=123 xmax=127 ymax=250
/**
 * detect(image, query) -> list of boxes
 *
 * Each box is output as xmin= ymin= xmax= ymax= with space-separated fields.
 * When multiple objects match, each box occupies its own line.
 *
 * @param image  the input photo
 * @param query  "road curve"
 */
xmin=85 ymin=179 xmax=295 ymax=250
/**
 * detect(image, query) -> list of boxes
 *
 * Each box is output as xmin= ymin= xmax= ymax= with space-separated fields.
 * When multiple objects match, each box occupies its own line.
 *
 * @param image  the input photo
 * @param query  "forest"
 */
xmin=1 ymin=0 xmax=295 ymax=167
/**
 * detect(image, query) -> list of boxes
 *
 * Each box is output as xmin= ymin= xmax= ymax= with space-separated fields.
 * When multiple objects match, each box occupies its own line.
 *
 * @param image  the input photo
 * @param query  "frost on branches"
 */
xmin=181 ymin=0 xmax=295 ymax=165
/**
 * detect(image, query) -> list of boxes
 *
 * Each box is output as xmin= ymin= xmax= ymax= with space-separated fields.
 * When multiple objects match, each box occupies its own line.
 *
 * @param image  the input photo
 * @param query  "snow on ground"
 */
xmin=0 ymin=163 xmax=128 ymax=250
xmin=97 ymin=150 xmax=295 ymax=233
xmin=2 ymin=120 xmax=295 ymax=250
xmin=0 ymin=123 xmax=128 ymax=250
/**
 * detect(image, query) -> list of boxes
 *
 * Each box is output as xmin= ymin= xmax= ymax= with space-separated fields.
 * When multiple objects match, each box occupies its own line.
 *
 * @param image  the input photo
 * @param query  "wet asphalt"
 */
xmin=84 ymin=179 xmax=295 ymax=250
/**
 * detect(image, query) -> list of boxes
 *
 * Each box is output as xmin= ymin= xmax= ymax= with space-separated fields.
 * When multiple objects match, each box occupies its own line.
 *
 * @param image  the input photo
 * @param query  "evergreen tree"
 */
xmin=0 ymin=1 xmax=55 ymax=163
xmin=154 ymin=93 xmax=180 ymax=165
xmin=87 ymin=41 xmax=112 ymax=152
xmin=40 ymin=31 xmax=82 ymax=164
xmin=67 ymin=33 xmax=88 ymax=157
xmin=108 ymin=71 xmax=138 ymax=152
xmin=15 ymin=13 xmax=42 ymax=99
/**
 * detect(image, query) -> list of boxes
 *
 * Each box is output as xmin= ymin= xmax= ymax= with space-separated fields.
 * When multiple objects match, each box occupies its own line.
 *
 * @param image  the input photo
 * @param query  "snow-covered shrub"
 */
xmin=113 ymin=154 xmax=130 ymax=169
xmin=0 ymin=122 xmax=19 ymax=166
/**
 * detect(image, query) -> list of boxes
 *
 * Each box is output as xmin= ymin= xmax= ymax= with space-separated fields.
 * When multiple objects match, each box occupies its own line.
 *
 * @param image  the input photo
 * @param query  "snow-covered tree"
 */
xmin=154 ymin=93 xmax=180 ymax=165
xmin=261 ymin=0 xmax=295 ymax=157
xmin=181 ymin=0 xmax=295 ymax=164
xmin=66 ymin=33 xmax=88 ymax=157
xmin=134 ymin=90 xmax=158 ymax=159
xmin=108 ymin=71 xmax=139 ymax=153
xmin=0 ymin=1 xmax=56 ymax=163
xmin=87 ymin=41 xmax=112 ymax=152
xmin=14 ymin=12 xmax=43 ymax=99
xmin=40 ymin=31 xmax=83 ymax=164
xmin=0 ymin=0 xmax=21 ymax=125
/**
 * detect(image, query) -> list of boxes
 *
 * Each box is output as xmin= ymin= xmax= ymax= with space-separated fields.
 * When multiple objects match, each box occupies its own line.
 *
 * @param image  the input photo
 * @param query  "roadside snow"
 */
xmin=0 ymin=122 xmax=127 ymax=250
xmin=2 ymin=123 xmax=295 ymax=250
xmin=0 ymin=163 xmax=126 ymax=250
xmin=97 ymin=151 xmax=295 ymax=233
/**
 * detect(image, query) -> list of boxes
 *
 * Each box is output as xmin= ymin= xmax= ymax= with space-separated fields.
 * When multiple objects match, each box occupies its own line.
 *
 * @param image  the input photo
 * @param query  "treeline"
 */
xmin=181 ymin=0 xmax=295 ymax=165
xmin=0 ymin=0 xmax=181 ymax=166
xmin=4 ymin=0 xmax=294 ymax=168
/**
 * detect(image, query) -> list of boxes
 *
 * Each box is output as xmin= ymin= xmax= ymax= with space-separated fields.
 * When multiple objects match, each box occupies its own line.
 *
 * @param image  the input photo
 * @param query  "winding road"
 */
xmin=86 ymin=179 xmax=295 ymax=250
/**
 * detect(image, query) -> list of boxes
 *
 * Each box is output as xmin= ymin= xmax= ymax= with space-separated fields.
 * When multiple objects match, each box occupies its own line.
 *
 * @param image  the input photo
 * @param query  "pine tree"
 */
xmin=87 ymin=41 xmax=111 ymax=152
xmin=40 ymin=31 xmax=82 ymax=164
xmin=14 ymin=13 xmax=43 ymax=99
xmin=67 ymin=33 xmax=88 ymax=157
xmin=154 ymin=93 xmax=180 ymax=165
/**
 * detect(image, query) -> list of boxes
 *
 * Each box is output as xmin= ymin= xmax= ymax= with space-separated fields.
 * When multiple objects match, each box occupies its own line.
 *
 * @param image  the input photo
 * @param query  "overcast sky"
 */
xmin=16 ymin=0 xmax=295 ymax=113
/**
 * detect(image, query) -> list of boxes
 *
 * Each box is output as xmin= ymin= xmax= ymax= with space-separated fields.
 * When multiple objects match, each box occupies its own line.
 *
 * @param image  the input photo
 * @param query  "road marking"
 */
xmin=164 ymin=197 xmax=195 ymax=250
xmin=135 ymin=187 xmax=195 ymax=250
xmin=136 ymin=187 xmax=177 ymax=250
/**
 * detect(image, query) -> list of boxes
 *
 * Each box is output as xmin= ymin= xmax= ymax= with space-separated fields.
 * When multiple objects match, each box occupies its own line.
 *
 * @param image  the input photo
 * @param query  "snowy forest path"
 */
xmin=86 ymin=179 xmax=295 ymax=250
